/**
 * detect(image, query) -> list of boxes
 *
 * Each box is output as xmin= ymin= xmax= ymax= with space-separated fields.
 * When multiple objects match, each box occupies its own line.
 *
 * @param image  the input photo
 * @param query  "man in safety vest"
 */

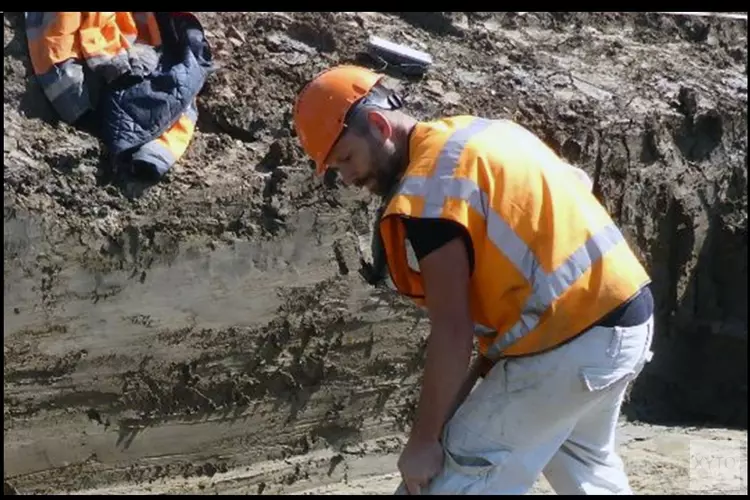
xmin=292 ymin=65 xmax=655 ymax=495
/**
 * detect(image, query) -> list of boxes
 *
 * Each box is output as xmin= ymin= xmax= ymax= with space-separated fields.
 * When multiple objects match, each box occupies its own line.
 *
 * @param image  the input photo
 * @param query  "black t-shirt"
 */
xmin=400 ymin=216 xmax=652 ymax=328
xmin=401 ymin=216 xmax=475 ymax=275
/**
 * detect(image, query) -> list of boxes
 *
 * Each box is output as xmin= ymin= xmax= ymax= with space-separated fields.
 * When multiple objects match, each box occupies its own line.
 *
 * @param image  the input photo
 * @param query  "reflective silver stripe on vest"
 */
xmin=395 ymin=117 xmax=626 ymax=357
xmin=486 ymin=222 xmax=624 ymax=358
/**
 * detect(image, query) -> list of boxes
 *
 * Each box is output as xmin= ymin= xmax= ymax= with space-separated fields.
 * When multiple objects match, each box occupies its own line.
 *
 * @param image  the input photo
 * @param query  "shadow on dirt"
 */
xmin=112 ymin=402 xmax=258 ymax=450
xmin=345 ymin=51 xmax=429 ymax=84
xmin=109 ymin=370 xmax=399 ymax=452
xmin=392 ymin=12 xmax=464 ymax=37
xmin=624 ymin=193 xmax=748 ymax=429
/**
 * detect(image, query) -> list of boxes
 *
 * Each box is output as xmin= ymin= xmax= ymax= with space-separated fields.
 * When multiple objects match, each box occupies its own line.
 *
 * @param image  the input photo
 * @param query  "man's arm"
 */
xmin=396 ymin=219 xmax=478 ymax=494
xmin=409 ymin=236 xmax=475 ymax=443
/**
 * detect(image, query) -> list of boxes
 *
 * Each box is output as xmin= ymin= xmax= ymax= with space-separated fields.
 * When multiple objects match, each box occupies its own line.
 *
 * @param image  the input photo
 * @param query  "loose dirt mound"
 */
xmin=4 ymin=12 xmax=747 ymax=494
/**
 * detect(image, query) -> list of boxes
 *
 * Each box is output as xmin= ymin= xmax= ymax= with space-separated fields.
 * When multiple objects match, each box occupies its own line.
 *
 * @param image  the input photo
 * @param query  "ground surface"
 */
xmin=58 ymin=423 xmax=750 ymax=495
xmin=3 ymin=11 xmax=747 ymax=495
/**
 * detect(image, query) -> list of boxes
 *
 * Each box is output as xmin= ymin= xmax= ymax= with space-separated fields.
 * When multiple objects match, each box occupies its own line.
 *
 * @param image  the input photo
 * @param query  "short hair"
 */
xmin=343 ymin=81 xmax=403 ymax=137
xmin=344 ymin=103 xmax=375 ymax=136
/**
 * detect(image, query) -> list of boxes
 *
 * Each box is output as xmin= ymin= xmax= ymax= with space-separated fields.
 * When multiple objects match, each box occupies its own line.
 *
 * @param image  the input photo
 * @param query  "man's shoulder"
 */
xmin=418 ymin=114 xmax=485 ymax=130
xmin=409 ymin=115 xmax=488 ymax=158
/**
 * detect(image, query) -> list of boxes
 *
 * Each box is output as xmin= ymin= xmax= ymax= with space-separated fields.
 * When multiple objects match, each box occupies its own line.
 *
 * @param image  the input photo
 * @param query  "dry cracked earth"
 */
xmin=3 ymin=11 xmax=748 ymax=495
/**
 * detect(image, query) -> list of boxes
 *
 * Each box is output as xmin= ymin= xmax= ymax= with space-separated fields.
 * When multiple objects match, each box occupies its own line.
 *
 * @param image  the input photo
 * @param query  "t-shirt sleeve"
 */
xmin=401 ymin=216 xmax=475 ymax=275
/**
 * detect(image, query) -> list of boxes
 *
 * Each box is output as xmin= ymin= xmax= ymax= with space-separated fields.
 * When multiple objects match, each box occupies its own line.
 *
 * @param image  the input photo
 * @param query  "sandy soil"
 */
xmin=52 ymin=423 xmax=748 ymax=495
xmin=3 ymin=11 xmax=747 ymax=495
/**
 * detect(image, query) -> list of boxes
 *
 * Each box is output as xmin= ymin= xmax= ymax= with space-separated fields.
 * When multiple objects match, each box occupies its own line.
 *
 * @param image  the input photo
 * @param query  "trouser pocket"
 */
xmin=444 ymin=446 xmax=508 ymax=476
xmin=425 ymin=444 xmax=512 ymax=494
xmin=580 ymin=316 xmax=654 ymax=392
xmin=580 ymin=366 xmax=638 ymax=392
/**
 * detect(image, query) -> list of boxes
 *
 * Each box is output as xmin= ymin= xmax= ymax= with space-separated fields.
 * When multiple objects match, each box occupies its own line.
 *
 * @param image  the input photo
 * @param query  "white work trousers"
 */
xmin=398 ymin=315 xmax=654 ymax=495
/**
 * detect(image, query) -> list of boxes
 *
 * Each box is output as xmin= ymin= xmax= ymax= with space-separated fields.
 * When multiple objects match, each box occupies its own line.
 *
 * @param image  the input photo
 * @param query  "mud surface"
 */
xmin=4 ymin=12 xmax=747 ymax=494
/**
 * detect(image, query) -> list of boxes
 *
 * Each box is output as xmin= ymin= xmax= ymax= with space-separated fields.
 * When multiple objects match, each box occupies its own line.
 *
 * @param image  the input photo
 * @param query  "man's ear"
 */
xmin=367 ymin=110 xmax=393 ymax=141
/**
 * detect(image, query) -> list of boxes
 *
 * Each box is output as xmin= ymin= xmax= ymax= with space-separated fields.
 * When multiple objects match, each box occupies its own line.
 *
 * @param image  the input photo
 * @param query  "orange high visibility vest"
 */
xmin=379 ymin=116 xmax=651 ymax=359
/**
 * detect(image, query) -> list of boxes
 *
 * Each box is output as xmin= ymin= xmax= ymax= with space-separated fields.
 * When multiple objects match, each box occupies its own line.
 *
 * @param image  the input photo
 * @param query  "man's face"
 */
xmin=326 ymin=115 xmax=401 ymax=197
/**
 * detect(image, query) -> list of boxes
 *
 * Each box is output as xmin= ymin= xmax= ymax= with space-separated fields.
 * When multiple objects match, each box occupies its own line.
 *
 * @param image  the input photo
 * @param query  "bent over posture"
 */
xmin=292 ymin=65 xmax=655 ymax=495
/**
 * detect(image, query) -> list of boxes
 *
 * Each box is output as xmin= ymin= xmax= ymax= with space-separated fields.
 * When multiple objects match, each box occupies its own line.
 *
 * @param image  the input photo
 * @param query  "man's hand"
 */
xmin=398 ymin=436 xmax=444 ymax=495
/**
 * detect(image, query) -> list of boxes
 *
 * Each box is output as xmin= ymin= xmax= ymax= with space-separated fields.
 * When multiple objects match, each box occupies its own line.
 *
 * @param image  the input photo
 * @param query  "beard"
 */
xmin=365 ymin=142 xmax=403 ymax=197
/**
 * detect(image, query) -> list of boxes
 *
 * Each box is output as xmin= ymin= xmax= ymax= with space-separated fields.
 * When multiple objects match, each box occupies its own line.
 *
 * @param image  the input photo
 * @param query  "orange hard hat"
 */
xmin=293 ymin=65 xmax=383 ymax=175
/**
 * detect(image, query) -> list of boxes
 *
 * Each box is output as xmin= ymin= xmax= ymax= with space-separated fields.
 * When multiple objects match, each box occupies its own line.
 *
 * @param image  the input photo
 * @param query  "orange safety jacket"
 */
xmin=25 ymin=12 xmax=211 ymax=177
xmin=379 ymin=116 xmax=651 ymax=359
